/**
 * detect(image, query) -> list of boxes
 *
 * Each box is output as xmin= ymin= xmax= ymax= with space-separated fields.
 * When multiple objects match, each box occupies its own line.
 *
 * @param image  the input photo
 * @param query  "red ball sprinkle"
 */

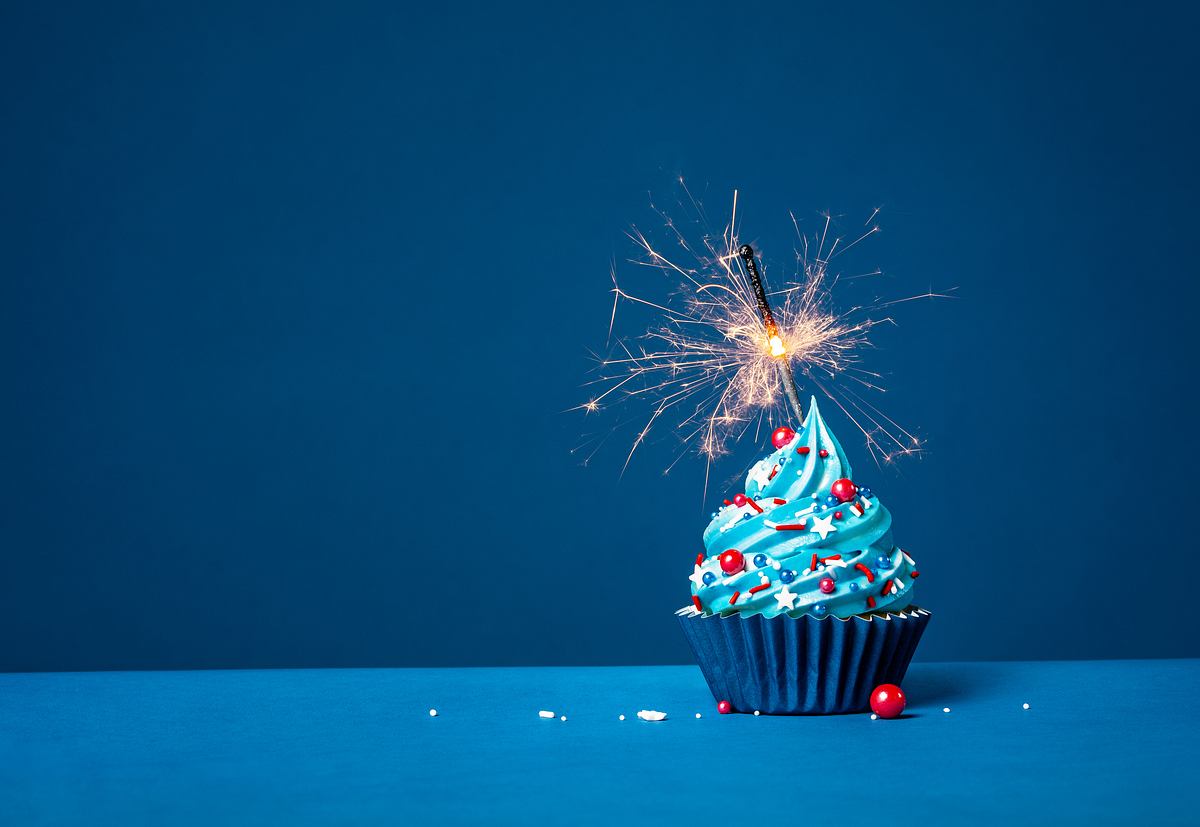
xmin=719 ymin=549 xmax=745 ymax=575
xmin=818 ymin=449 xmax=829 ymax=458
xmin=830 ymin=478 xmax=857 ymax=503
xmin=833 ymin=511 xmax=844 ymax=520
xmin=911 ymin=570 xmax=920 ymax=578
xmin=771 ymin=426 xmax=796 ymax=449
xmin=717 ymin=700 xmax=733 ymax=714
xmin=870 ymin=684 xmax=906 ymax=719
xmin=796 ymin=446 xmax=810 ymax=456
xmin=732 ymin=493 xmax=748 ymax=507
xmin=819 ymin=577 xmax=836 ymax=594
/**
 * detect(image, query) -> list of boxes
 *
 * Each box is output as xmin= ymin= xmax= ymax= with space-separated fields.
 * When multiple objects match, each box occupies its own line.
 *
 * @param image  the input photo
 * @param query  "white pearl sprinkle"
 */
xmin=619 ymin=714 xmax=625 ymax=721
xmin=870 ymin=713 xmax=878 ymax=720
xmin=538 ymin=710 xmax=555 ymax=719
xmin=943 ymin=707 xmax=951 ymax=713
xmin=428 ymin=709 xmax=438 ymax=717
xmin=1023 ymin=703 xmax=1030 ymax=710
xmin=560 ymin=715 xmax=567 ymax=722
xmin=695 ymin=712 xmax=702 ymax=719
xmin=753 ymin=710 xmax=761 ymax=716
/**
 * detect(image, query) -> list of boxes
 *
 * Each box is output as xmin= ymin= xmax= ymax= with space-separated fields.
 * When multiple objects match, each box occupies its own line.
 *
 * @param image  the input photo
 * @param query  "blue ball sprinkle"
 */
xmin=780 ymin=569 xmax=796 ymax=584
xmin=825 ymin=495 xmax=840 ymax=507
xmin=702 ymin=572 xmax=716 ymax=586
xmin=859 ymin=487 xmax=873 ymax=498
xmin=849 ymin=582 xmax=860 ymax=592
xmin=753 ymin=553 xmax=768 ymax=568
xmin=813 ymin=604 xmax=829 ymax=617
xmin=742 ymin=513 xmax=752 ymax=521
xmin=877 ymin=554 xmax=892 ymax=570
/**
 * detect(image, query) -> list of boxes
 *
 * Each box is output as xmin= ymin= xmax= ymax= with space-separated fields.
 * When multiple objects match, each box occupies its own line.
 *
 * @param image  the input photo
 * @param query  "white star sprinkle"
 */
xmin=809 ymin=514 xmax=837 ymax=540
xmin=688 ymin=565 xmax=708 ymax=588
xmin=774 ymin=585 xmax=798 ymax=611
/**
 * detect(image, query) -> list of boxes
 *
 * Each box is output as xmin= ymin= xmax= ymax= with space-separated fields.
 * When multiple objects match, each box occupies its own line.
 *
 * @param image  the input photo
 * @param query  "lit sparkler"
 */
xmin=577 ymin=187 xmax=945 ymax=477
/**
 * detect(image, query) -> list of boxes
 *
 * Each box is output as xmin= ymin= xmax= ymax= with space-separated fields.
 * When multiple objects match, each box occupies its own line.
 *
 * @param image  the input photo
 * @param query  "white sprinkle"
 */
xmin=538 ymin=710 xmax=555 ymax=719
xmin=560 ymin=715 xmax=567 ymax=722
xmin=1023 ymin=703 xmax=1030 ymax=710
xmin=637 ymin=709 xmax=667 ymax=722
xmin=618 ymin=714 xmax=625 ymax=721
xmin=943 ymin=707 xmax=951 ymax=713
xmin=871 ymin=713 xmax=878 ymax=720
xmin=753 ymin=710 xmax=761 ymax=716
xmin=695 ymin=712 xmax=702 ymax=719
xmin=428 ymin=709 xmax=438 ymax=717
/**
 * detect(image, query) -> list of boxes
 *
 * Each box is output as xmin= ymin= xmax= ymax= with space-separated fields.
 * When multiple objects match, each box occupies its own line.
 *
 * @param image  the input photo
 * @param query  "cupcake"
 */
xmin=677 ymin=397 xmax=930 ymax=714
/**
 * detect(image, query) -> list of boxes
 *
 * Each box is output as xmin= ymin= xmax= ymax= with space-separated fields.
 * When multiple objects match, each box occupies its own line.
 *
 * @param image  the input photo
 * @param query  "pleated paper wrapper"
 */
xmin=676 ymin=606 xmax=931 ymax=714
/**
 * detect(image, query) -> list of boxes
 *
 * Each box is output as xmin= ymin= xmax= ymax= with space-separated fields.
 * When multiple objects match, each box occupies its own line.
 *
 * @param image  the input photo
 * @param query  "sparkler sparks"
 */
xmin=576 ymin=187 xmax=946 ymax=478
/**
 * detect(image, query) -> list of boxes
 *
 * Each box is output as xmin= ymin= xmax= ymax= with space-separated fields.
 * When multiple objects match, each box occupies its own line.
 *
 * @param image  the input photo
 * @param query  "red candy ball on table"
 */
xmin=870 ymin=684 xmax=906 ymax=718
xmin=717 ymin=700 xmax=733 ymax=714
xmin=732 ymin=493 xmax=748 ymax=507
xmin=719 ymin=549 xmax=745 ymax=575
xmin=771 ymin=426 xmax=796 ymax=449
xmin=831 ymin=478 xmax=857 ymax=503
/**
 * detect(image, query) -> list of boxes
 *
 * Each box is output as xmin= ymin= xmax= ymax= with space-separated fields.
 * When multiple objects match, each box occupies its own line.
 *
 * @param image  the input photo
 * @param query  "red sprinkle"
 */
xmin=818 ymin=449 xmax=829 ymax=458
xmin=866 ymin=596 xmax=876 ymax=609
xmin=729 ymin=591 xmax=740 ymax=605
xmin=695 ymin=553 xmax=705 ymax=567
xmin=855 ymin=563 xmax=875 ymax=582
xmin=833 ymin=511 xmax=843 ymax=520
xmin=796 ymin=446 xmax=810 ymax=455
xmin=692 ymin=595 xmax=703 ymax=611
xmin=911 ymin=570 xmax=920 ymax=578
xmin=810 ymin=553 xmax=819 ymax=571
xmin=821 ymin=554 xmax=842 ymax=562
xmin=767 ymin=465 xmax=779 ymax=481
xmin=749 ymin=583 xmax=770 ymax=594
xmin=773 ymin=498 xmax=787 ymax=505
xmin=723 ymin=499 xmax=732 ymax=506
xmin=773 ymin=523 xmax=807 ymax=531
xmin=880 ymin=579 xmax=892 ymax=596
xmin=745 ymin=498 xmax=763 ymax=514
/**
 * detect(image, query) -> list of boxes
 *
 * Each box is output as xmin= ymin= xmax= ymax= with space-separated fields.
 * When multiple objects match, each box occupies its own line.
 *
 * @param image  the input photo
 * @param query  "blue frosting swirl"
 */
xmin=688 ymin=398 xmax=918 ymax=619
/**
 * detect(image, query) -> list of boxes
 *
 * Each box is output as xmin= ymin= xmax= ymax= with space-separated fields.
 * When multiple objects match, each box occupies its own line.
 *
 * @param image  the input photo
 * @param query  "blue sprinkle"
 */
xmin=859 ymin=487 xmax=873 ymax=498
xmin=742 ymin=513 xmax=752 ymax=521
xmin=753 ymin=553 xmax=768 ymax=568
xmin=813 ymin=604 xmax=829 ymax=617
xmin=877 ymin=554 xmax=892 ymax=570
xmin=702 ymin=572 xmax=716 ymax=586
xmin=824 ymin=495 xmax=840 ymax=507
xmin=780 ymin=569 xmax=796 ymax=584
xmin=849 ymin=582 xmax=860 ymax=592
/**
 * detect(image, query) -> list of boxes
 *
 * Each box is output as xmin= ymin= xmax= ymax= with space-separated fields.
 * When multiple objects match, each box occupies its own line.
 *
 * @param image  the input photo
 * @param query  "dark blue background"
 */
xmin=2 ymin=2 xmax=1197 ymax=670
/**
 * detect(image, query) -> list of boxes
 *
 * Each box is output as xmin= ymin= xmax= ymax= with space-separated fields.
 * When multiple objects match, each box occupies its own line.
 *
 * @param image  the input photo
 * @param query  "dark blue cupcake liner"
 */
xmin=676 ymin=606 xmax=931 ymax=714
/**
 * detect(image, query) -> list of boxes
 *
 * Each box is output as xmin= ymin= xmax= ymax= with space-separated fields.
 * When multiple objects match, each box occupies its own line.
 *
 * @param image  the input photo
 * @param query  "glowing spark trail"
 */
xmin=576 ymin=188 xmax=947 ymax=478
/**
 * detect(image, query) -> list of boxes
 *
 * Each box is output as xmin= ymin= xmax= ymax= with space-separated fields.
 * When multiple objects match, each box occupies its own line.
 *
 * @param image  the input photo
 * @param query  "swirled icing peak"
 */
xmin=687 ymin=397 xmax=919 ymax=619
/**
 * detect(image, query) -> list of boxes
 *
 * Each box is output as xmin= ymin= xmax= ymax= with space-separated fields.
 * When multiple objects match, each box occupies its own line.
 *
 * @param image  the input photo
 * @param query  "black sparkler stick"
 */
xmin=738 ymin=244 xmax=805 ymax=426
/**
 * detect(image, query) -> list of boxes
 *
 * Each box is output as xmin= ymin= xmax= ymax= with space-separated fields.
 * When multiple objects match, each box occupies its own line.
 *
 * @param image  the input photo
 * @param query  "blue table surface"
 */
xmin=1 ymin=660 xmax=1196 ymax=825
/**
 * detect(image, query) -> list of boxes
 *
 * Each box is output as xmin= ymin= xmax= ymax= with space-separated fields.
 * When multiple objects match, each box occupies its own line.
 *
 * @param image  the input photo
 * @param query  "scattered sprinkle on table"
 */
xmin=694 ymin=713 xmax=702 ymax=719
xmin=753 ymin=710 xmax=761 ymax=716
xmin=538 ymin=710 xmax=555 ymax=719
xmin=1023 ymin=703 xmax=1031 ymax=710
xmin=428 ymin=709 xmax=438 ymax=717
xmin=870 ymin=713 xmax=878 ymax=720
xmin=943 ymin=707 xmax=951 ymax=713
xmin=618 ymin=714 xmax=625 ymax=721
xmin=636 ymin=710 xmax=667 ymax=722
xmin=560 ymin=715 xmax=567 ymax=722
